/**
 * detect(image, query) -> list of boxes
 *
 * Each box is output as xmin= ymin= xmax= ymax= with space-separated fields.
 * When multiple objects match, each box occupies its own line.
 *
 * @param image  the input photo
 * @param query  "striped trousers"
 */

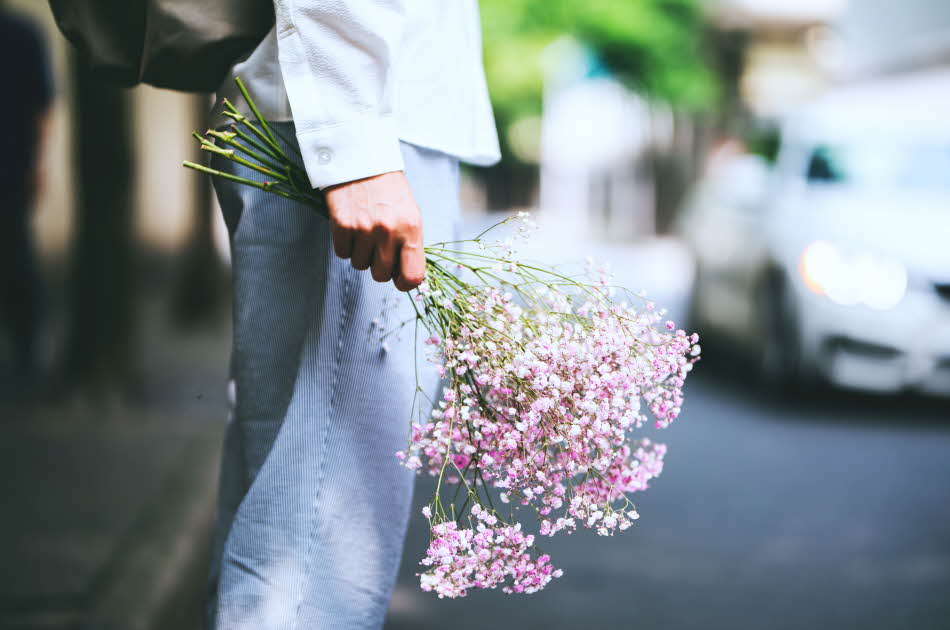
xmin=206 ymin=123 xmax=459 ymax=629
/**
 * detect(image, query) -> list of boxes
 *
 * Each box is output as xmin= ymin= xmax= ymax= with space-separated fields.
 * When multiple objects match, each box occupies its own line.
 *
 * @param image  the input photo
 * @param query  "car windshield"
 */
xmin=806 ymin=143 xmax=950 ymax=191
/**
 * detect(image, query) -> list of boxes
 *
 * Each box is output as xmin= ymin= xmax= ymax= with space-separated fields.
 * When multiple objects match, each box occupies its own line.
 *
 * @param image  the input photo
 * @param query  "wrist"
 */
xmin=324 ymin=170 xmax=405 ymax=194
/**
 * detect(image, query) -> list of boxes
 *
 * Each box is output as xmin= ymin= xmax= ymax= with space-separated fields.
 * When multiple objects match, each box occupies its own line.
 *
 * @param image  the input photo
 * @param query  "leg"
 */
xmin=207 ymin=127 xmax=459 ymax=629
xmin=205 ymin=123 xmax=325 ymax=627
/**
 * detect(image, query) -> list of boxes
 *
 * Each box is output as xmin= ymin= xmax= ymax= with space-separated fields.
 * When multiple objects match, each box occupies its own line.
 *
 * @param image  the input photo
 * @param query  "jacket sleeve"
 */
xmin=272 ymin=0 xmax=407 ymax=189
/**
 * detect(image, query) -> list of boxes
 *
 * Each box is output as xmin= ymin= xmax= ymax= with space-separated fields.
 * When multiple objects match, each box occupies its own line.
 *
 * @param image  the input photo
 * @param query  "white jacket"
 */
xmin=217 ymin=0 xmax=500 ymax=189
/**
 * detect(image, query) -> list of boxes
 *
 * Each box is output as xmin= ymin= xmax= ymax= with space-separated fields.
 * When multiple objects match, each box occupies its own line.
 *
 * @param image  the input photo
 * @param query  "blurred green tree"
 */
xmin=478 ymin=0 xmax=718 ymax=206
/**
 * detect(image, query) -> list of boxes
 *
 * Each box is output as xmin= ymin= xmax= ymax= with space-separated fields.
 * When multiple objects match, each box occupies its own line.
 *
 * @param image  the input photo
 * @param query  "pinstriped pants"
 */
xmin=205 ymin=124 xmax=459 ymax=629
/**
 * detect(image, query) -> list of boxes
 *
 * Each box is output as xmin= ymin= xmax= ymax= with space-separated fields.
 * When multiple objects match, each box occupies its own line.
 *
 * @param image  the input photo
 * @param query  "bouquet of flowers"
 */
xmin=186 ymin=78 xmax=700 ymax=599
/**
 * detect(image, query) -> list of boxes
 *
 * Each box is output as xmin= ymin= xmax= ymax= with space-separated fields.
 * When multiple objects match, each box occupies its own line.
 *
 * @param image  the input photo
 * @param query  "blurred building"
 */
xmin=838 ymin=0 xmax=950 ymax=76
xmin=706 ymin=0 xmax=950 ymax=113
xmin=537 ymin=38 xmax=657 ymax=242
xmin=705 ymin=0 xmax=848 ymax=118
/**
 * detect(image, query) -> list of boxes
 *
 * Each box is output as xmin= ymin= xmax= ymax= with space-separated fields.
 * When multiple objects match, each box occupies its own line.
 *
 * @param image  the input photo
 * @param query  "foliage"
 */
xmin=479 ymin=0 xmax=718 ymax=162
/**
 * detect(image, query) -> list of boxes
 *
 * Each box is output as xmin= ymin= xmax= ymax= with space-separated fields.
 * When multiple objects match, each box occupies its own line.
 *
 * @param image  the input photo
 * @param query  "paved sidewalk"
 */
xmin=0 ymin=409 xmax=223 ymax=630
xmin=0 ymin=301 xmax=231 ymax=630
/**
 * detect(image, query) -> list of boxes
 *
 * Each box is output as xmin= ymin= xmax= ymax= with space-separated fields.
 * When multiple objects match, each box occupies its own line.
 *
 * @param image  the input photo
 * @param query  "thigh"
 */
xmin=212 ymin=123 xmax=328 ymax=485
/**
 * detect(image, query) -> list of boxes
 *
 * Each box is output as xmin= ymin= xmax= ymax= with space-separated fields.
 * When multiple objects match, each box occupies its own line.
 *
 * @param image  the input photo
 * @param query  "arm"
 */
xmin=273 ymin=1 xmax=423 ymax=290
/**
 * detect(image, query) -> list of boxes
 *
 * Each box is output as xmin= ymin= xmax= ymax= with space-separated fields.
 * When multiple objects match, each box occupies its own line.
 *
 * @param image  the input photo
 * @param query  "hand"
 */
xmin=324 ymin=171 xmax=425 ymax=292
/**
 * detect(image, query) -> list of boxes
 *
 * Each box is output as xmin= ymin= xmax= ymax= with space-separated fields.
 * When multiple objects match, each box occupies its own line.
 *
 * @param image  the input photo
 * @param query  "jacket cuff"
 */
xmin=296 ymin=114 xmax=405 ymax=189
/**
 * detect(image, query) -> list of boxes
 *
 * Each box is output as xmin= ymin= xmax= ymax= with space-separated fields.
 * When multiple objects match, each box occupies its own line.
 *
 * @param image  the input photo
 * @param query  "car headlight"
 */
xmin=799 ymin=241 xmax=907 ymax=310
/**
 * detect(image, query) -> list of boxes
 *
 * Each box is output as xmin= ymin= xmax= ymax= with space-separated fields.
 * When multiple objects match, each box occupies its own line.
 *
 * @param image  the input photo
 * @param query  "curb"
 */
xmin=83 ymin=431 xmax=220 ymax=630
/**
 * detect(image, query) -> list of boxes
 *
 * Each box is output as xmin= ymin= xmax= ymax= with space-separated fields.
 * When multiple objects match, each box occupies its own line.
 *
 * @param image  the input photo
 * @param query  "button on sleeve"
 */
xmin=296 ymin=113 xmax=405 ymax=189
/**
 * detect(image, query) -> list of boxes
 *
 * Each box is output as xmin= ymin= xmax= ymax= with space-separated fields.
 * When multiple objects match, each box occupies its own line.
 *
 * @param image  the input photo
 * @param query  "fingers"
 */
xmin=330 ymin=220 xmax=353 ymax=260
xmin=394 ymin=239 xmax=425 ymax=292
xmin=340 ymin=230 xmax=418 ymax=289
xmin=326 ymin=182 xmax=358 ymax=260
xmin=371 ymin=229 xmax=396 ymax=283
xmin=350 ymin=233 xmax=374 ymax=271
xmin=323 ymin=171 xmax=425 ymax=290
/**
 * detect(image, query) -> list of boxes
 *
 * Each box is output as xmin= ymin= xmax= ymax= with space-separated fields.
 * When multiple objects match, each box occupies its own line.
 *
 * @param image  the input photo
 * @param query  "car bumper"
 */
xmin=798 ymin=289 xmax=950 ymax=396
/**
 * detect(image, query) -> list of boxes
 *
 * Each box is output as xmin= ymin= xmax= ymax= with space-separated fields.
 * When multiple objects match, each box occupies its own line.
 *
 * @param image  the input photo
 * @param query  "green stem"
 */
xmin=235 ymin=77 xmax=281 ymax=151
xmin=182 ymin=161 xmax=296 ymax=199
xmin=197 ymin=139 xmax=289 ymax=182
xmin=220 ymin=110 xmax=286 ymax=162
xmin=207 ymin=130 xmax=288 ymax=175
xmin=228 ymin=122 xmax=285 ymax=161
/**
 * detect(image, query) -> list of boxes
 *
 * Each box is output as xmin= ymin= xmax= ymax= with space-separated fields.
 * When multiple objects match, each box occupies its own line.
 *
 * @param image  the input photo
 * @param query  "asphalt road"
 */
xmin=385 ymin=370 xmax=950 ymax=630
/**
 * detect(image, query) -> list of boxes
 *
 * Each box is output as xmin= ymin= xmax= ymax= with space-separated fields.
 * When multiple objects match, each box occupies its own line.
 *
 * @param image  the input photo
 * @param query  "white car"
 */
xmin=678 ymin=70 xmax=950 ymax=395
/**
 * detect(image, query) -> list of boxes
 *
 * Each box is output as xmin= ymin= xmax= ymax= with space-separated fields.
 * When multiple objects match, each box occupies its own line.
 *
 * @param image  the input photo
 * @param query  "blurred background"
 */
xmin=1 ymin=1 xmax=948 ymax=629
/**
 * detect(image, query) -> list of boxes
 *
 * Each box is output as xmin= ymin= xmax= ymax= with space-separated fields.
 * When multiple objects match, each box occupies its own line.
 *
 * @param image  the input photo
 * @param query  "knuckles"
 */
xmin=337 ymin=214 xmax=421 ymax=242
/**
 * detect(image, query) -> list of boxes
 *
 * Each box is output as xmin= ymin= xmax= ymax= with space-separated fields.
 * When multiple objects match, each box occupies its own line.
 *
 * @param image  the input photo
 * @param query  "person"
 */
xmin=204 ymin=2 xmax=499 ymax=628
xmin=0 ymin=5 xmax=53 ymax=394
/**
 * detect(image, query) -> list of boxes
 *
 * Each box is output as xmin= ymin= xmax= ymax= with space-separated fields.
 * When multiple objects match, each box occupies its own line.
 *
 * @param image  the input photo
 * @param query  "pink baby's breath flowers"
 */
xmin=395 ymin=213 xmax=700 ymax=598
xmin=419 ymin=514 xmax=562 ymax=598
